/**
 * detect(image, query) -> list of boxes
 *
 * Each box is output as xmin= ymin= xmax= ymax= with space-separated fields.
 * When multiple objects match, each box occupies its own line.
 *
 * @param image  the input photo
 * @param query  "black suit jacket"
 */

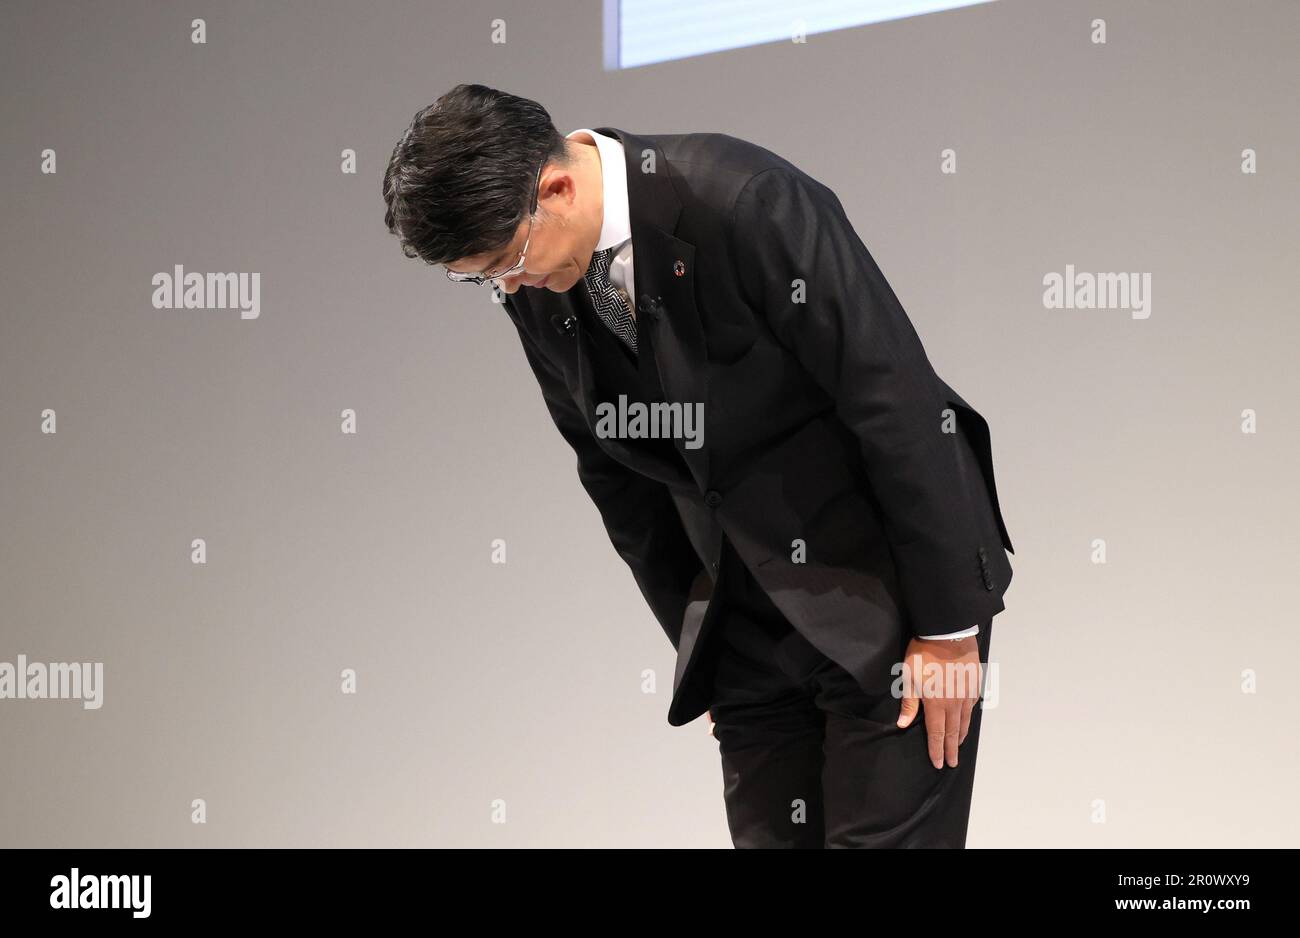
xmin=498 ymin=127 xmax=1014 ymax=725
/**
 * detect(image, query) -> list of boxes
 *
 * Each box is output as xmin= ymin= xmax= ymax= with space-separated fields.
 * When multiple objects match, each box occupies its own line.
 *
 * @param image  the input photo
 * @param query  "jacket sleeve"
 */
xmin=501 ymin=296 xmax=705 ymax=650
xmin=730 ymin=166 xmax=1006 ymax=637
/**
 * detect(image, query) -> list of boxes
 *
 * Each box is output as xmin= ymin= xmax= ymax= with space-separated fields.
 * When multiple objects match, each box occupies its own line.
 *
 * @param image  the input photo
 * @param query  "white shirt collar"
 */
xmin=565 ymin=128 xmax=630 ymax=252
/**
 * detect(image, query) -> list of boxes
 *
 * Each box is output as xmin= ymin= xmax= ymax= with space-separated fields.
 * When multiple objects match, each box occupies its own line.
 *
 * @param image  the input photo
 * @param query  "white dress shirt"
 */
xmin=566 ymin=129 xmax=636 ymax=318
xmin=564 ymin=128 xmax=977 ymax=642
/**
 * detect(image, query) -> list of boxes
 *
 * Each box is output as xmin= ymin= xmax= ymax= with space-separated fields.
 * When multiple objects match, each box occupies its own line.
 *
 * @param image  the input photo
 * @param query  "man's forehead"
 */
xmin=448 ymin=246 xmax=506 ymax=274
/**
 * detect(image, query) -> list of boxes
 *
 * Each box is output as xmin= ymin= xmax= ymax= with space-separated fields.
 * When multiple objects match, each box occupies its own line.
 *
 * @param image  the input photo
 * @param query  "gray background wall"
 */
xmin=1 ymin=0 xmax=1296 ymax=847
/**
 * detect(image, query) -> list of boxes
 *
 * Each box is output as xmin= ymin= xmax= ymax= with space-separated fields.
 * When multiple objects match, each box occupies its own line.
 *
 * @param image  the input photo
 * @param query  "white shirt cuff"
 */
xmin=917 ymin=624 xmax=981 ymax=640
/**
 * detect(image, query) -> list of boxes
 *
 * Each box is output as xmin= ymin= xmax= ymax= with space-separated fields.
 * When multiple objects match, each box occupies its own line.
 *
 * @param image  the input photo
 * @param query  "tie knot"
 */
xmin=586 ymin=247 xmax=614 ymax=278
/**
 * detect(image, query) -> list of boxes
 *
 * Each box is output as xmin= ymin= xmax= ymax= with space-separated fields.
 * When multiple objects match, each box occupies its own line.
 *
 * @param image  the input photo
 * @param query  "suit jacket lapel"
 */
xmin=588 ymin=126 xmax=711 ymax=489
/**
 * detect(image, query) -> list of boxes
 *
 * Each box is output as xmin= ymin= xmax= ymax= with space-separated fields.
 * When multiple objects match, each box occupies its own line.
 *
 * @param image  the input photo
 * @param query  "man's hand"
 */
xmin=896 ymin=636 xmax=983 ymax=770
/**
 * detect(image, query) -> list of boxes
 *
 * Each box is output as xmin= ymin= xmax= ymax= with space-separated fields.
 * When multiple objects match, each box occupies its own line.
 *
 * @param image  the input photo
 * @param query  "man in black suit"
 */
xmin=383 ymin=84 xmax=1015 ymax=848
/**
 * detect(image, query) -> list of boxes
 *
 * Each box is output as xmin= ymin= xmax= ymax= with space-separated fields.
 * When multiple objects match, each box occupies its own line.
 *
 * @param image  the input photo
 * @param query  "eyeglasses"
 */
xmin=445 ymin=159 xmax=546 ymax=285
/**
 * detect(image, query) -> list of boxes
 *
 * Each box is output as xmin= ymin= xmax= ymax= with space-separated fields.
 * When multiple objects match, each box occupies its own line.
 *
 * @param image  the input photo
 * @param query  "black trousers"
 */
xmin=700 ymin=536 xmax=994 ymax=848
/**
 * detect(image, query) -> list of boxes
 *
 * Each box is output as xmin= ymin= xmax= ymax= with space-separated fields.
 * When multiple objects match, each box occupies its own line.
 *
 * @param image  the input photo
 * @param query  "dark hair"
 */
xmin=382 ymin=83 xmax=574 ymax=268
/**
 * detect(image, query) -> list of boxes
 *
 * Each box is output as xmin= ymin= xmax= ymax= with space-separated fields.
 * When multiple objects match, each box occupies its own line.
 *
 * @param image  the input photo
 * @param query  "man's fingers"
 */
xmin=958 ymin=696 xmax=975 ymax=746
xmin=896 ymin=694 xmax=920 ymax=729
xmin=944 ymin=701 xmax=961 ymax=767
xmin=923 ymin=701 xmax=946 ymax=769
xmin=897 ymin=653 xmax=922 ymax=728
xmin=903 ymin=641 xmax=985 ymax=769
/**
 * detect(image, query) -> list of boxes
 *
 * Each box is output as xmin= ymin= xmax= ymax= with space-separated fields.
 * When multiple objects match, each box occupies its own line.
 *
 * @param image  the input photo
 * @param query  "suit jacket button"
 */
xmin=704 ymin=490 xmax=723 ymax=508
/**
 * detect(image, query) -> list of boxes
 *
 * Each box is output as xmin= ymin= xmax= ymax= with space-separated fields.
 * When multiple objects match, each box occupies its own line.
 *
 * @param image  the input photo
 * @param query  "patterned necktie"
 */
xmin=582 ymin=246 xmax=638 ymax=353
